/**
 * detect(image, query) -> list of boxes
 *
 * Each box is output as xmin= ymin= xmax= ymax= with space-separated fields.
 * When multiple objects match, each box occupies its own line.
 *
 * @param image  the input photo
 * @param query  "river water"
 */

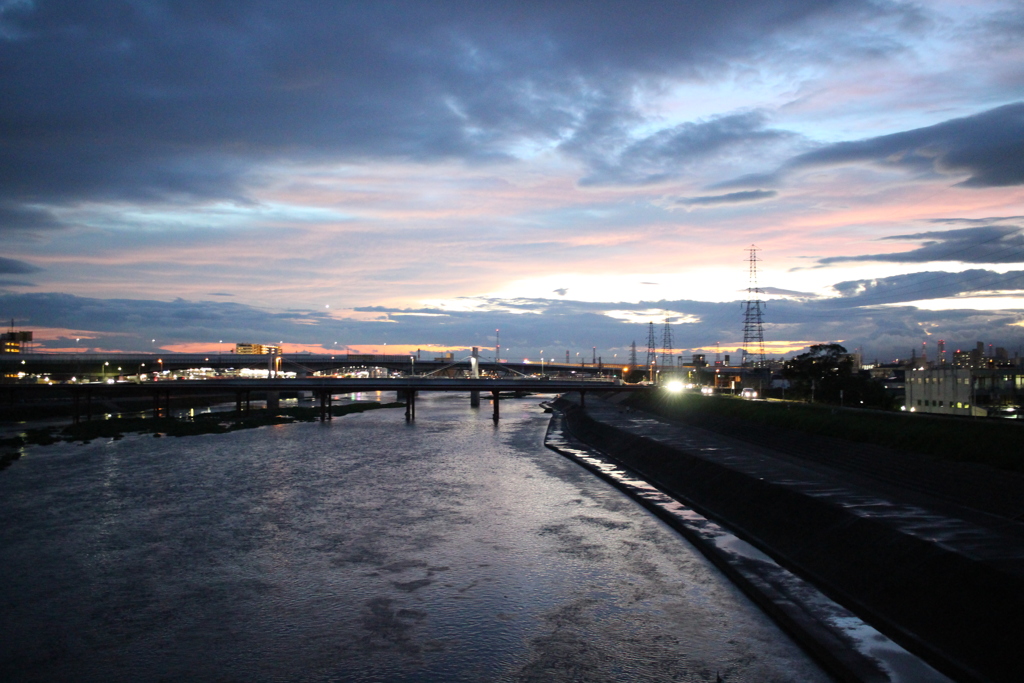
xmin=0 ymin=394 xmax=832 ymax=682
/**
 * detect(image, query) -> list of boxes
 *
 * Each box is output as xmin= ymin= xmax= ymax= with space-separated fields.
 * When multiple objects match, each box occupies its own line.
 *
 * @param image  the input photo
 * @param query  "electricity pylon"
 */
xmin=646 ymin=322 xmax=657 ymax=378
xmin=742 ymin=245 xmax=767 ymax=367
xmin=661 ymin=318 xmax=674 ymax=367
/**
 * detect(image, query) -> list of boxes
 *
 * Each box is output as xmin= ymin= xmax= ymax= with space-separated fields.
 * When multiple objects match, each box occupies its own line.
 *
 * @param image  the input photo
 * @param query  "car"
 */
xmin=740 ymin=388 xmax=758 ymax=399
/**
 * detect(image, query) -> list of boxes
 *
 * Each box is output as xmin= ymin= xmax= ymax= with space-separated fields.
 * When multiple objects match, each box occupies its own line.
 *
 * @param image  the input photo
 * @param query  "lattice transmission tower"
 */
xmin=645 ymin=322 xmax=657 ymax=373
xmin=661 ymin=318 xmax=674 ymax=367
xmin=742 ymin=245 xmax=766 ymax=367
xmin=629 ymin=341 xmax=638 ymax=366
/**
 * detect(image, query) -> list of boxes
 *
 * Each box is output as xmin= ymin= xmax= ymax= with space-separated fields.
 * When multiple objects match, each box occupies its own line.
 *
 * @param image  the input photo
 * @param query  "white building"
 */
xmin=905 ymin=367 xmax=979 ymax=416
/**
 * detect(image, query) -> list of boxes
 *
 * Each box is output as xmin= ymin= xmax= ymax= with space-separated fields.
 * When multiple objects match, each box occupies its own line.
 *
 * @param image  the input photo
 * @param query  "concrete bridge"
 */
xmin=1 ymin=376 xmax=650 ymax=423
xmin=1 ymin=352 xmax=624 ymax=381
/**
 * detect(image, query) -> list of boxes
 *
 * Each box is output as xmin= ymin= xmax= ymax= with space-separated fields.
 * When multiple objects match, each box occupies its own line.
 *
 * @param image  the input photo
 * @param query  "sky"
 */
xmin=2 ymin=0 xmax=1024 ymax=363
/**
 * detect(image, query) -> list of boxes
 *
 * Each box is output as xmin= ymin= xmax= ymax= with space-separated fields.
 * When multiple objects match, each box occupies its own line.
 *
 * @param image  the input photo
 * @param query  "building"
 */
xmin=905 ymin=367 xmax=976 ymax=416
xmin=234 ymin=343 xmax=282 ymax=355
xmin=948 ymin=341 xmax=1017 ymax=370
xmin=1 ymin=330 xmax=32 ymax=353
xmin=906 ymin=366 xmax=1024 ymax=417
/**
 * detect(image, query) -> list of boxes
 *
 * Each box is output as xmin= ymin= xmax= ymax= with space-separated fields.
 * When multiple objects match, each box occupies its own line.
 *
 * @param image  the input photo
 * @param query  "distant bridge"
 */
xmin=1 ymin=376 xmax=648 ymax=423
xmin=1 ymin=352 xmax=624 ymax=380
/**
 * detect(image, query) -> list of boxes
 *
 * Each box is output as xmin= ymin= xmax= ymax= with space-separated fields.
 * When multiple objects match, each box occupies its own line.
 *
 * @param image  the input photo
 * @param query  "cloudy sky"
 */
xmin=2 ymin=0 xmax=1023 ymax=362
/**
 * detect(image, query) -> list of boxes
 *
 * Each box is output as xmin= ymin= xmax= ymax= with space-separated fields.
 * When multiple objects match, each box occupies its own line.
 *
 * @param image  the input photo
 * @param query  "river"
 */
xmin=0 ymin=393 xmax=833 ymax=682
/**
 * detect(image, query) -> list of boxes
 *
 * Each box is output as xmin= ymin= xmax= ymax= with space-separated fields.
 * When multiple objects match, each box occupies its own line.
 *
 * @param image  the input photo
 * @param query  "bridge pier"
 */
xmin=151 ymin=390 xmax=171 ymax=418
xmin=405 ymin=389 xmax=416 ymax=421
xmin=491 ymin=390 xmax=499 ymax=422
xmin=579 ymin=390 xmax=586 ymax=409
xmin=470 ymin=346 xmax=481 ymax=408
xmin=70 ymin=387 xmax=92 ymax=423
xmin=266 ymin=391 xmax=280 ymax=411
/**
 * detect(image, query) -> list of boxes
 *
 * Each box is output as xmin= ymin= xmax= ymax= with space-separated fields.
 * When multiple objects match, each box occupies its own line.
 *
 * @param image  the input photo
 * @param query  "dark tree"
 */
xmin=784 ymin=344 xmax=892 ymax=409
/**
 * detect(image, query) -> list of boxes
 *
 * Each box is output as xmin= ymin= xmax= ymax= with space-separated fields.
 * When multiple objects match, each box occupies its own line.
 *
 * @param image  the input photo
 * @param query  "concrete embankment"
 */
xmin=555 ymin=395 xmax=1024 ymax=683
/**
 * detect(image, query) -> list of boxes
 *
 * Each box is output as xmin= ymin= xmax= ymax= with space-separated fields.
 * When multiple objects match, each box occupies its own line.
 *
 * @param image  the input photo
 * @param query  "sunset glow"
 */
xmin=2 ymin=2 xmax=1023 ymax=361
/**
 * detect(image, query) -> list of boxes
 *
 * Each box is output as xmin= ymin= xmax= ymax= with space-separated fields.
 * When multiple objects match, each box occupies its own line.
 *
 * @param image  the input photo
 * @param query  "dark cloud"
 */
xmin=575 ymin=112 xmax=796 ymax=186
xmin=785 ymin=103 xmax=1024 ymax=188
xmin=0 ymin=292 xmax=332 ymax=347
xmin=677 ymin=189 xmax=777 ymax=206
xmin=0 ymin=203 xmax=64 ymax=232
xmin=817 ymin=224 xmax=1024 ymax=265
xmin=927 ymin=215 xmax=1024 ymax=226
xmin=5 ymin=285 xmax=1023 ymax=361
xmin=759 ymin=286 xmax=818 ymax=298
xmin=0 ymin=0 xmax=891 ymax=210
xmin=350 ymin=286 xmax=1024 ymax=361
xmin=828 ymin=269 xmax=1024 ymax=306
xmin=0 ymin=256 xmax=41 ymax=275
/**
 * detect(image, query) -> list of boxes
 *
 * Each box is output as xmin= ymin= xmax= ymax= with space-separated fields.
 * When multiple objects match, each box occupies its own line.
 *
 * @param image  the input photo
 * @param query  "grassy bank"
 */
xmin=625 ymin=392 xmax=1024 ymax=472
xmin=0 ymin=401 xmax=404 ymax=471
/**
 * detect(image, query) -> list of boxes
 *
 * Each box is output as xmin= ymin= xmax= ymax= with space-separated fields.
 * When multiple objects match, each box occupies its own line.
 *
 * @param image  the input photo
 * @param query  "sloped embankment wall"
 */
xmin=558 ymin=399 xmax=1023 ymax=683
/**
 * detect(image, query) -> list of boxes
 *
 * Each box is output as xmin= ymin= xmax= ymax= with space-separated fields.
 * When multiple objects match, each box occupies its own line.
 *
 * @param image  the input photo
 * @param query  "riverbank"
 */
xmin=0 ymin=391 xmax=240 ymax=422
xmin=554 ymin=393 xmax=1024 ymax=683
xmin=0 ymin=401 xmax=404 ymax=471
